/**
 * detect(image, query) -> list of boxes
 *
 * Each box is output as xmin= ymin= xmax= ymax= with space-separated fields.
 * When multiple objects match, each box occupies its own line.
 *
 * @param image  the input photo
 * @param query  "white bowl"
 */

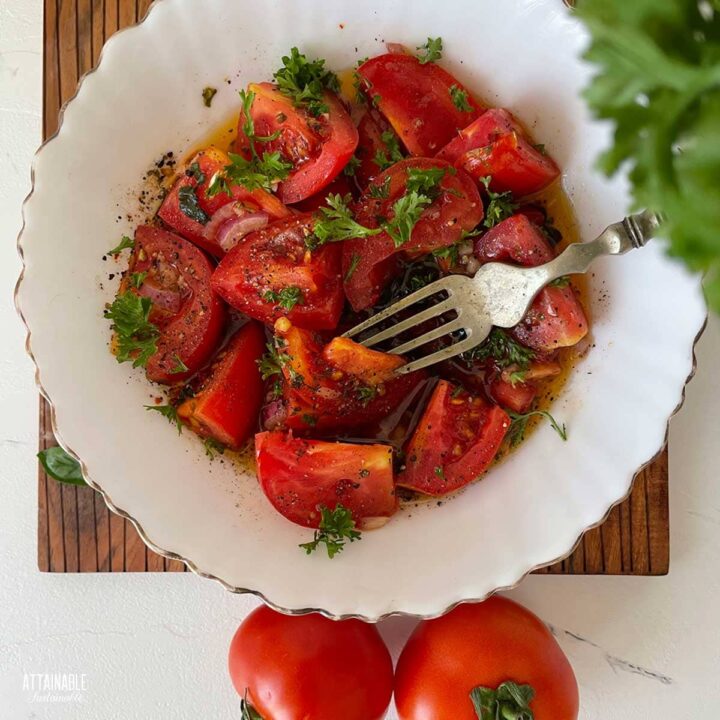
xmin=16 ymin=0 xmax=706 ymax=620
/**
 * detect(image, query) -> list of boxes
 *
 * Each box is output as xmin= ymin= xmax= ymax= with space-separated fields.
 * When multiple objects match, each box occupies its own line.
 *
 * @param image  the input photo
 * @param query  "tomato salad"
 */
xmin=105 ymin=39 xmax=589 ymax=557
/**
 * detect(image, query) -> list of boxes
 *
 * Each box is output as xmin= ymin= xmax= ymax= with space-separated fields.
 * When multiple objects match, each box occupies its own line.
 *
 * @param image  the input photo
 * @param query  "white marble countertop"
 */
xmin=2 ymin=1 xmax=719 ymax=717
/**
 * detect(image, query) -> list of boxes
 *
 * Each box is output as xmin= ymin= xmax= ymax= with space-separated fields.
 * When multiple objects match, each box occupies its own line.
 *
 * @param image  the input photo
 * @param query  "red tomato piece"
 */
xmin=394 ymin=596 xmax=579 ymax=720
xmin=176 ymin=322 xmax=265 ymax=448
xmin=237 ymin=82 xmax=358 ymax=204
xmin=157 ymin=147 xmax=290 ymax=256
xmin=354 ymin=109 xmax=400 ymax=188
xmin=343 ymin=158 xmax=483 ymax=311
xmin=473 ymin=214 xmax=588 ymax=351
xmin=474 ymin=213 xmax=554 ymax=267
xmin=322 ymin=337 xmax=405 ymax=384
xmin=488 ymin=376 xmax=537 ymax=413
xmin=255 ymin=431 xmax=397 ymax=529
xmin=397 ymin=380 xmax=510 ymax=496
xmin=357 ymin=54 xmax=483 ymax=156
xmin=513 ymin=285 xmax=589 ymax=352
xmin=273 ymin=319 xmax=426 ymax=434
xmin=229 ymin=607 xmax=394 ymax=720
xmin=211 ymin=214 xmax=344 ymax=331
xmin=437 ymin=108 xmax=560 ymax=197
xmin=129 ymin=226 xmax=226 ymax=384
xmin=291 ymin=173 xmax=354 ymax=213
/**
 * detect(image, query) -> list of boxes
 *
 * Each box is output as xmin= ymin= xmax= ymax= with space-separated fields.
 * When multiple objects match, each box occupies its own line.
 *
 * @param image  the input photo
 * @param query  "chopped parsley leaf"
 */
xmin=299 ymin=504 xmax=362 ymax=559
xmin=263 ymin=286 xmax=305 ymax=311
xmin=449 ymin=84 xmax=473 ymax=112
xmin=273 ymin=47 xmax=340 ymax=117
xmin=107 ymin=236 xmax=134 ymax=256
xmin=202 ymin=86 xmax=217 ymax=107
xmin=416 ymin=37 xmax=443 ymax=64
xmin=104 ymin=292 xmax=160 ymax=368
xmin=144 ymin=404 xmax=182 ymax=434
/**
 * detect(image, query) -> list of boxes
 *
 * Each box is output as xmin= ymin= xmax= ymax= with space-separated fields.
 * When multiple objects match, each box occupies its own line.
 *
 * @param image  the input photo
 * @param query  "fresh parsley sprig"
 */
xmin=107 ymin=236 xmax=134 ymax=256
xmin=417 ymin=37 xmax=443 ymax=64
xmin=374 ymin=130 xmax=404 ymax=171
xmin=208 ymin=89 xmax=292 ymax=196
xmin=450 ymin=84 xmax=473 ymax=112
xmin=577 ymin=0 xmax=720 ymax=311
xmin=479 ymin=176 xmax=518 ymax=228
xmin=311 ymin=193 xmax=382 ymax=246
xmin=256 ymin=342 xmax=290 ymax=380
xmin=299 ymin=504 xmax=362 ymax=559
xmin=263 ymin=286 xmax=305 ymax=311
xmin=104 ymin=292 xmax=160 ymax=368
xmin=145 ymin=404 xmax=183 ymax=433
xmin=273 ymin=47 xmax=340 ymax=117
xmin=384 ymin=191 xmax=432 ymax=247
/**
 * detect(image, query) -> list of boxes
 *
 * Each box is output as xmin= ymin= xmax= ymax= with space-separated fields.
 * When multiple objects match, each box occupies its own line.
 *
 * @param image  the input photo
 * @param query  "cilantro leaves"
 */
xmin=104 ymin=292 xmax=160 ymax=368
xmin=299 ymin=504 xmax=362 ymax=558
xmin=273 ymin=47 xmax=340 ymax=116
xmin=577 ymin=0 xmax=720 ymax=311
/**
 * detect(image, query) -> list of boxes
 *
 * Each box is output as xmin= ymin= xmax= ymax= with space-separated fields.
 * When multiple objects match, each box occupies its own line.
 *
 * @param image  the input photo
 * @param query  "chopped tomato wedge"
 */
xmin=157 ymin=147 xmax=290 ymax=256
xmin=353 ymin=109 xmax=401 ymax=188
xmin=176 ymin=322 xmax=265 ymax=448
xmin=255 ymin=431 xmax=397 ymax=529
xmin=272 ymin=319 xmax=426 ymax=434
xmin=397 ymin=380 xmax=510 ymax=496
xmin=322 ymin=337 xmax=405 ymax=385
xmin=357 ymin=54 xmax=483 ymax=156
xmin=343 ymin=158 xmax=484 ymax=311
xmin=473 ymin=214 xmax=588 ymax=351
xmin=211 ymin=214 xmax=344 ymax=331
xmin=437 ymin=109 xmax=560 ymax=197
xmin=488 ymin=376 xmax=537 ymax=413
xmin=474 ymin=213 xmax=554 ymax=267
xmin=513 ymin=285 xmax=589 ymax=352
xmin=237 ymin=82 xmax=358 ymax=204
xmin=129 ymin=226 xmax=226 ymax=384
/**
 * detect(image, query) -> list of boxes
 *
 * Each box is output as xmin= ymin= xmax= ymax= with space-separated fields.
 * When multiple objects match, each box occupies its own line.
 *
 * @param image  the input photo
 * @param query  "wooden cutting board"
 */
xmin=37 ymin=0 xmax=669 ymax=576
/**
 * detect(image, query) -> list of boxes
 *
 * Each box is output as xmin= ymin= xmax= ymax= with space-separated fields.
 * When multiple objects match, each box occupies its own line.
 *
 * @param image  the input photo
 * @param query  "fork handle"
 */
xmin=481 ymin=210 xmax=665 ymax=329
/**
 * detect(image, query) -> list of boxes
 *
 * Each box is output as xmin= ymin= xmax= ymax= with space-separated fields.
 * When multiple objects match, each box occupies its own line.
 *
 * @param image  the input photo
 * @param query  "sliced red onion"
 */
xmin=261 ymin=400 xmax=287 ymax=431
xmin=216 ymin=212 xmax=269 ymax=252
xmin=386 ymin=42 xmax=408 ymax=55
xmin=203 ymin=202 xmax=270 ymax=252
xmin=203 ymin=202 xmax=241 ymax=241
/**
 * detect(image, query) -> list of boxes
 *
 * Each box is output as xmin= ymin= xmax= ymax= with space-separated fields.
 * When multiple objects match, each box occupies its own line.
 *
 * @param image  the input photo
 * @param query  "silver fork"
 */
xmin=343 ymin=210 xmax=665 ymax=374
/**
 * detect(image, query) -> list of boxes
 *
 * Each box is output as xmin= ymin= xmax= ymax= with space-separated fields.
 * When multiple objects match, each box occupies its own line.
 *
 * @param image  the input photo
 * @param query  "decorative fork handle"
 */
xmin=475 ymin=210 xmax=665 ymax=329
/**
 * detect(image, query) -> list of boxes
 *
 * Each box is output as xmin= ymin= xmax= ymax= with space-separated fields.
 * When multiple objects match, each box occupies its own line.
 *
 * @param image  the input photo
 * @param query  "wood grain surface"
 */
xmin=38 ymin=0 xmax=669 ymax=576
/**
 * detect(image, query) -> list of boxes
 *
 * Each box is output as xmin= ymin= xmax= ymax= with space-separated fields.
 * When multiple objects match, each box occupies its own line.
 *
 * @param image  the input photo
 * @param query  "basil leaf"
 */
xmin=38 ymin=447 xmax=86 ymax=486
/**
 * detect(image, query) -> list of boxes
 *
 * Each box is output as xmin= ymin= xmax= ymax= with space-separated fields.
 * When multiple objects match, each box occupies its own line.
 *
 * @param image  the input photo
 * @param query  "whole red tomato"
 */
xmin=228 ymin=606 xmax=393 ymax=720
xmin=394 ymin=596 xmax=579 ymax=720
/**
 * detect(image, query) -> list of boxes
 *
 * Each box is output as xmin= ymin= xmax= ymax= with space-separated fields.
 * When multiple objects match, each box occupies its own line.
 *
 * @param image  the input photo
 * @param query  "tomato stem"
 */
xmin=469 ymin=680 xmax=535 ymax=719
